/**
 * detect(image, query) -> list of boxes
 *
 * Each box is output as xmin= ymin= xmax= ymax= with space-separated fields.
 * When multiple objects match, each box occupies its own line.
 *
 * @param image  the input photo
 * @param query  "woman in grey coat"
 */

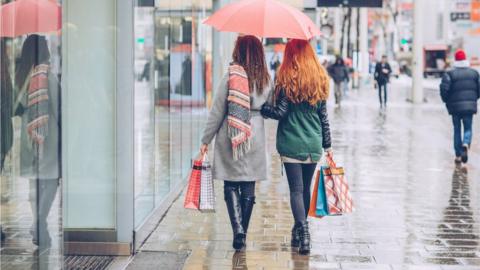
xmin=200 ymin=35 xmax=272 ymax=251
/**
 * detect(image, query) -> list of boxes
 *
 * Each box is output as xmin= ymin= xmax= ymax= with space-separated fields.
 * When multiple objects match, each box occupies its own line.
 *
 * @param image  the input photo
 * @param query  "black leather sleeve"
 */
xmin=260 ymin=90 xmax=289 ymax=120
xmin=318 ymin=101 xmax=331 ymax=149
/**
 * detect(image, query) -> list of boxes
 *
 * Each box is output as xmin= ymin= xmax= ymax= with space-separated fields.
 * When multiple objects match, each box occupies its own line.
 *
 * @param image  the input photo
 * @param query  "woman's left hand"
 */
xmin=200 ymin=144 xmax=209 ymax=156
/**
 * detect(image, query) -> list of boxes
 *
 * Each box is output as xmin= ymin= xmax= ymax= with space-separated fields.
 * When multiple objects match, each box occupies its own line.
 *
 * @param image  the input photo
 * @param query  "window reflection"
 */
xmin=134 ymin=0 xmax=212 ymax=227
xmin=0 ymin=1 xmax=63 ymax=268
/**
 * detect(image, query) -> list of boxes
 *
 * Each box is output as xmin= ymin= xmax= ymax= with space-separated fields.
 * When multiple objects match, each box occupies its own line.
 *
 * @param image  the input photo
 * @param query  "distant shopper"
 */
xmin=440 ymin=49 xmax=480 ymax=165
xmin=261 ymin=39 xmax=332 ymax=255
xmin=327 ymin=56 xmax=349 ymax=107
xmin=200 ymin=35 xmax=272 ymax=251
xmin=374 ymin=55 xmax=392 ymax=108
xmin=270 ymin=52 xmax=281 ymax=79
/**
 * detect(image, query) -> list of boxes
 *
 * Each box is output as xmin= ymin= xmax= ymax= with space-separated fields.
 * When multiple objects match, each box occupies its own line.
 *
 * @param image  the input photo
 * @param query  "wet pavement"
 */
xmin=127 ymin=78 xmax=480 ymax=270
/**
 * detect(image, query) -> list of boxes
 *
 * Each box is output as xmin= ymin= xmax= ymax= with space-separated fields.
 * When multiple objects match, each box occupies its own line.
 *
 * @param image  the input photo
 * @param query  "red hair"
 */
xmin=275 ymin=39 xmax=329 ymax=105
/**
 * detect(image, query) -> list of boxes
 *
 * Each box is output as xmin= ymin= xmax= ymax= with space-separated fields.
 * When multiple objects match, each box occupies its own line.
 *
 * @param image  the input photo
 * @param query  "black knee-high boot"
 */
xmin=241 ymin=196 xmax=255 ymax=233
xmin=298 ymin=221 xmax=311 ymax=255
xmin=291 ymin=224 xmax=300 ymax=248
xmin=224 ymin=186 xmax=246 ymax=250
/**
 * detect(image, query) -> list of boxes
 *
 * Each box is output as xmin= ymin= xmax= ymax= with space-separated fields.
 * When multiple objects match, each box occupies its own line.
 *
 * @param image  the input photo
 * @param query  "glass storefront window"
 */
xmin=134 ymin=0 xmax=212 ymax=228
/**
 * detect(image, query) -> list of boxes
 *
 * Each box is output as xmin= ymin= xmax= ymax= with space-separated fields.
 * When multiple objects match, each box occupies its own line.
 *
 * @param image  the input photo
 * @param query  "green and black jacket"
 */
xmin=261 ymin=90 xmax=331 ymax=162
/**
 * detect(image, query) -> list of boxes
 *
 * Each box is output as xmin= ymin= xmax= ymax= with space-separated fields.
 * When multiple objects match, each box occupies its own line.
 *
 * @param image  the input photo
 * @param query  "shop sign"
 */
xmin=317 ymin=0 xmax=383 ymax=7
xmin=472 ymin=0 xmax=480 ymax=21
xmin=138 ymin=0 xmax=154 ymax=7
xmin=451 ymin=12 xmax=471 ymax=21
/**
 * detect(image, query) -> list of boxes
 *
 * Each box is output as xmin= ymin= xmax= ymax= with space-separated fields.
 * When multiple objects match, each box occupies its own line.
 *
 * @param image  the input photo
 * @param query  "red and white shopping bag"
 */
xmin=323 ymin=154 xmax=354 ymax=215
xmin=184 ymin=155 xmax=204 ymax=210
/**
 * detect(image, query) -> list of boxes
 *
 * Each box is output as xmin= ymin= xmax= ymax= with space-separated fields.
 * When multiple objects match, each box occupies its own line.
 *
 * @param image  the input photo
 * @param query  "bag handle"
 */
xmin=194 ymin=152 xmax=208 ymax=162
xmin=326 ymin=152 xmax=336 ymax=169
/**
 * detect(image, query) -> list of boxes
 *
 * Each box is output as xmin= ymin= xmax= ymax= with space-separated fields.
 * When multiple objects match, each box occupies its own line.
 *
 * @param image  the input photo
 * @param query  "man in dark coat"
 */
xmin=327 ymin=56 xmax=349 ymax=107
xmin=374 ymin=55 xmax=392 ymax=108
xmin=440 ymin=49 xmax=480 ymax=164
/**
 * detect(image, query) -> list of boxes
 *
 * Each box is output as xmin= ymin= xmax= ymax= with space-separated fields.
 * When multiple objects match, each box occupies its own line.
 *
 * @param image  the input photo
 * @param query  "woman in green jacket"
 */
xmin=261 ymin=39 xmax=332 ymax=255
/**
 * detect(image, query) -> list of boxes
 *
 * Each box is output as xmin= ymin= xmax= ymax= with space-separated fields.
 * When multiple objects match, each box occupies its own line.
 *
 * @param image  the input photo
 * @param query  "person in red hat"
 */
xmin=440 ymin=49 xmax=480 ymax=165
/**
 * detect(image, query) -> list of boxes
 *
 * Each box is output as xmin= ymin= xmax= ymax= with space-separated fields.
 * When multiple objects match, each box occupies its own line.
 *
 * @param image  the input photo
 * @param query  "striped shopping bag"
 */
xmin=323 ymin=155 xmax=354 ymax=215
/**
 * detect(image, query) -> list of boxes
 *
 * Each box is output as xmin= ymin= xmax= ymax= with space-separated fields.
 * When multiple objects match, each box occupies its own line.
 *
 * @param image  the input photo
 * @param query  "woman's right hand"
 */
xmin=200 ymin=144 xmax=209 ymax=156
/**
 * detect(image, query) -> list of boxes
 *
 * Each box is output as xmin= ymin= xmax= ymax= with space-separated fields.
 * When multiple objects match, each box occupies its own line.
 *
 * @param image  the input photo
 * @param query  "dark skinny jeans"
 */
xmin=283 ymin=163 xmax=317 ymax=224
xmin=224 ymin=181 xmax=255 ymax=199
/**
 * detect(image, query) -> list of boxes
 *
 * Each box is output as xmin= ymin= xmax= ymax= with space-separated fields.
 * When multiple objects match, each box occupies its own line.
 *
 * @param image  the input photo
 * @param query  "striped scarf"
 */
xmin=227 ymin=64 xmax=251 ymax=160
xmin=27 ymin=64 xmax=50 ymax=151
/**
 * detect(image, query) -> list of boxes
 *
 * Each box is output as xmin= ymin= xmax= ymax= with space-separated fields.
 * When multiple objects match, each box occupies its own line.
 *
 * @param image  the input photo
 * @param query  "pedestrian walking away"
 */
xmin=200 ymin=35 xmax=272 ymax=251
xmin=374 ymin=55 xmax=392 ymax=108
xmin=327 ymin=56 xmax=349 ymax=107
xmin=440 ymin=49 xmax=480 ymax=165
xmin=261 ymin=39 xmax=332 ymax=255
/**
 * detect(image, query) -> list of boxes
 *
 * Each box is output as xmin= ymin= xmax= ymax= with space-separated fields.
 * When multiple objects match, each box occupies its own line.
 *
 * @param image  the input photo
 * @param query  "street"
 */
xmin=121 ymin=78 xmax=480 ymax=270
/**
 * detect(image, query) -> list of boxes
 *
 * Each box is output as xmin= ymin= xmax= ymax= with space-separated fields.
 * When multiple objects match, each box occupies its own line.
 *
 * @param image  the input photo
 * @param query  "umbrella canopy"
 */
xmin=204 ymin=0 xmax=321 ymax=40
xmin=0 ymin=0 xmax=61 ymax=37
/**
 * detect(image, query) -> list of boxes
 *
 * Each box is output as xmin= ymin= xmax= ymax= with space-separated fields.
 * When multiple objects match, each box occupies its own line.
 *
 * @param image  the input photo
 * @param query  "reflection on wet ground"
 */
xmin=136 ymin=80 xmax=480 ymax=269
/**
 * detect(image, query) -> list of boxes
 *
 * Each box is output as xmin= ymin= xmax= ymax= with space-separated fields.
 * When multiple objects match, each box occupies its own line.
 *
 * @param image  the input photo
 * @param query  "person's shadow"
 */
xmin=291 ymin=251 xmax=310 ymax=269
xmin=434 ymin=168 xmax=479 ymax=264
xmin=232 ymin=251 xmax=248 ymax=270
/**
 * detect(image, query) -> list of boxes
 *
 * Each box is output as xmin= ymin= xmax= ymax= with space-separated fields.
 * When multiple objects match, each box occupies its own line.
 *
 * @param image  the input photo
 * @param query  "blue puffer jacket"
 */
xmin=440 ymin=63 xmax=480 ymax=115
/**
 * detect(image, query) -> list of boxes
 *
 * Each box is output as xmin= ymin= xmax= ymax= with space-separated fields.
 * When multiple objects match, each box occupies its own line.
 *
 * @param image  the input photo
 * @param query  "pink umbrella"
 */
xmin=0 ymin=0 xmax=61 ymax=37
xmin=204 ymin=0 xmax=321 ymax=40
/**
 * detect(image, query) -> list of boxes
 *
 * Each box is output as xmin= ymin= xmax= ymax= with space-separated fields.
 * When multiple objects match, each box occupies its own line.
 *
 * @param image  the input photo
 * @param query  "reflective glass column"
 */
xmin=1 ymin=0 xmax=63 ymax=269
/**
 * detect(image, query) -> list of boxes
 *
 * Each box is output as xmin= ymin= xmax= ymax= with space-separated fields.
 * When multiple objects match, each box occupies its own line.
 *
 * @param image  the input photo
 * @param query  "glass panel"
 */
xmin=154 ymin=8 xmax=173 ymax=206
xmin=169 ymin=14 xmax=185 ymax=191
xmin=1 ymin=1 xmax=63 ymax=269
xmin=133 ymin=0 xmax=212 ymax=228
xmin=134 ymin=6 xmax=156 ymax=227
xmin=63 ymin=0 xmax=116 ymax=229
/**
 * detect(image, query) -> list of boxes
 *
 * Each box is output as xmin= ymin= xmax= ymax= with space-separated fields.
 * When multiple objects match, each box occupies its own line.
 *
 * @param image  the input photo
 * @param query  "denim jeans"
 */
xmin=452 ymin=114 xmax=473 ymax=157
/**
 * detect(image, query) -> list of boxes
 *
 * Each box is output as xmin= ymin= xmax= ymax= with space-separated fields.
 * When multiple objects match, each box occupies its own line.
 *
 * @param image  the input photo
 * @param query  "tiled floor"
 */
xmin=131 ymin=78 xmax=480 ymax=269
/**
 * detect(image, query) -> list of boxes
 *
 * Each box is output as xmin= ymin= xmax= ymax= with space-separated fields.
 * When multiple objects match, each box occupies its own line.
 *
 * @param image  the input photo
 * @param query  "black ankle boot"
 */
xmin=224 ymin=187 xmax=245 ymax=250
xmin=291 ymin=224 xmax=300 ymax=248
xmin=241 ymin=196 xmax=255 ymax=233
xmin=298 ymin=221 xmax=310 ymax=255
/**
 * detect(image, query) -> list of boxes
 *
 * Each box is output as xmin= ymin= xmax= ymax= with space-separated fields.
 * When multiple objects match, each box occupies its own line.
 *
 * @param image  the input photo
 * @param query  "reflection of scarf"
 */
xmin=227 ymin=64 xmax=251 ymax=160
xmin=27 ymin=64 xmax=50 ymax=150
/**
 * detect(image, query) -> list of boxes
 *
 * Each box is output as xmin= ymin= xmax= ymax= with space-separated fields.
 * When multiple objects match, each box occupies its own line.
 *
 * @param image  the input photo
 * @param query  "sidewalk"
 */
xmin=122 ymin=81 xmax=480 ymax=270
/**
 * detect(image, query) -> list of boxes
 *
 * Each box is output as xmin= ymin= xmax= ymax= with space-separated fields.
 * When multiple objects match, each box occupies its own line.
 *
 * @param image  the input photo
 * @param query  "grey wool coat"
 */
xmin=201 ymin=74 xmax=272 ymax=182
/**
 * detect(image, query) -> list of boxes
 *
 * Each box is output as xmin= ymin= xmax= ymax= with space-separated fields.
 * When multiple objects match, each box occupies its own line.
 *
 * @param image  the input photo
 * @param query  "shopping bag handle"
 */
xmin=326 ymin=152 xmax=336 ymax=168
xmin=193 ymin=152 xmax=207 ymax=162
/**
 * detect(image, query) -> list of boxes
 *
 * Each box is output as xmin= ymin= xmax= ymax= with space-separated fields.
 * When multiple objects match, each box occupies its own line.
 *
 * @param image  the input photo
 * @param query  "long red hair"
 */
xmin=275 ymin=39 xmax=329 ymax=105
